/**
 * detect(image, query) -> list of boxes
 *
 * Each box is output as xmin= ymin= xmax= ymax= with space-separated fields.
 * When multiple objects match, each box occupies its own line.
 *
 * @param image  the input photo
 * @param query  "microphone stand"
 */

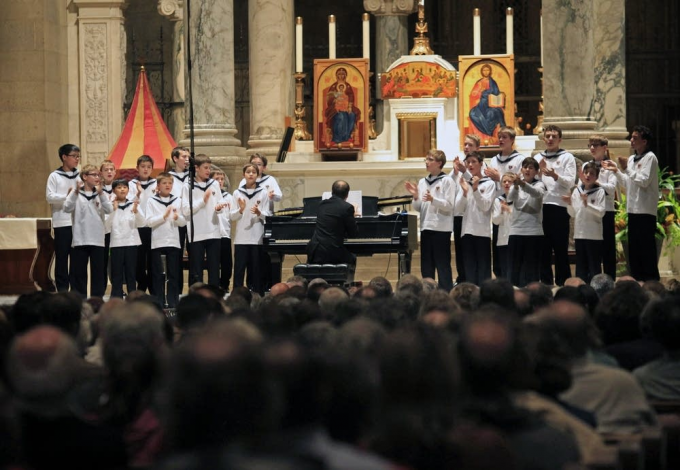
xmin=185 ymin=0 xmax=196 ymax=266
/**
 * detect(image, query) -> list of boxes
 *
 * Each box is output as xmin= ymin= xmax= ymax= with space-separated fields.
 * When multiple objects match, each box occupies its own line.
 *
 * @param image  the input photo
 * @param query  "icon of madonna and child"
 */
xmin=467 ymin=63 xmax=508 ymax=146
xmin=322 ymin=67 xmax=363 ymax=149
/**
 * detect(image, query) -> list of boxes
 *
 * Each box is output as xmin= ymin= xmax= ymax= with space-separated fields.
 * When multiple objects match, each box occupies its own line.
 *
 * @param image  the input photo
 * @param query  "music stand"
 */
xmin=276 ymin=127 xmax=295 ymax=163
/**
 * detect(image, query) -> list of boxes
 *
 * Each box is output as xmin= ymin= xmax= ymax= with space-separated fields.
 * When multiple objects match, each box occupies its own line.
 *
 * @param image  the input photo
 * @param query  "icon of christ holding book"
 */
xmin=468 ymin=63 xmax=507 ymax=145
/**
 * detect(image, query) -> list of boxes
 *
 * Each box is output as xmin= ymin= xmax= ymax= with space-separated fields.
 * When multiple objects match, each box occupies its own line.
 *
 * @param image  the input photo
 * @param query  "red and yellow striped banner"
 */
xmin=107 ymin=69 xmax=177 ymax=170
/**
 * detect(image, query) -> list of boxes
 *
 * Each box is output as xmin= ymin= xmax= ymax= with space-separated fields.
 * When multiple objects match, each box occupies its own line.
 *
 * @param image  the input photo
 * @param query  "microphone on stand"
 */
xmin=161 ymin=254 xmax=169 ymax=309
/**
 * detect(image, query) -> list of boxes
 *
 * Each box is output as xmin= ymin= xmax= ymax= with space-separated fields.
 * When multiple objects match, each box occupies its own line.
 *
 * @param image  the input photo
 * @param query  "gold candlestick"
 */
xmin=368 ymin=71 xmax=377 ymax=139
xmin=533 ymin=66 xmax=544 ymax=135
xmin=293 ymin=72 xmax=312 ymax=140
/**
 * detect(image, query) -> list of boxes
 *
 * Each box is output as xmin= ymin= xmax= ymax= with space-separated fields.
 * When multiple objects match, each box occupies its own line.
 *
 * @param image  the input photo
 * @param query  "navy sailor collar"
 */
xmin=55 ymin=167 xmax=80 ymax=179
xmin=541 ymin=149 xmax=567 ymax=160
xmin=425 ymin=172 xmax=446 ymax=185
xmin=151 ymin=195 xmax=178 ymax=207
xmin=237 ymin=186 xmax=265 ymax=199
xmin=495 ymin=150 xmax=522 ymax=164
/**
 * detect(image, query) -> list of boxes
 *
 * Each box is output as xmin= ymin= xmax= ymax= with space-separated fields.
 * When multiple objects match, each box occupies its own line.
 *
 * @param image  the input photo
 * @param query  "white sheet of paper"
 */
xmin=322 ymin=190 xmax=363 ymax=216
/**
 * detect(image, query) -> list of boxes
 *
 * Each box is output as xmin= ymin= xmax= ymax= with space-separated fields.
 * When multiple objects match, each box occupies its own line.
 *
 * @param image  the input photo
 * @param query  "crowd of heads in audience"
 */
xmin=0 ymin=273 xmax=678 ymax=469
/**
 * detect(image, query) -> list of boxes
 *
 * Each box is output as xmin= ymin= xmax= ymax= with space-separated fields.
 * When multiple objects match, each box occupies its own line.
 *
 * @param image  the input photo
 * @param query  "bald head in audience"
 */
xmin=269 ymin=283 xmax=290 ymax=297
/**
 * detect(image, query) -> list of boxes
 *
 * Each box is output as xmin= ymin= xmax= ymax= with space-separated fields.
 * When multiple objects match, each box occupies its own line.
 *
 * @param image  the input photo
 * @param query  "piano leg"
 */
xmin=269 ymin=252 xmax=284 ymax=285
xmin=399 ymin=252 xmax=412 ymax=279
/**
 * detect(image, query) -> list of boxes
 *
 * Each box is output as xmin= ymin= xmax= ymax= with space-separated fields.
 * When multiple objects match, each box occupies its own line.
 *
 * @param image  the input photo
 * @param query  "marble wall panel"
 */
xmin=542 ymin=0 xmax=595 ymax=119
xmin=593 ymin=0 xmax=626 ymax=131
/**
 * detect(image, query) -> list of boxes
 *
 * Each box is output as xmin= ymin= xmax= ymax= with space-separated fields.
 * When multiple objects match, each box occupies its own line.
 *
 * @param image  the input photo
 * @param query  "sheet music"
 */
xmin=322 ymin=190 xmax=363 ymax=217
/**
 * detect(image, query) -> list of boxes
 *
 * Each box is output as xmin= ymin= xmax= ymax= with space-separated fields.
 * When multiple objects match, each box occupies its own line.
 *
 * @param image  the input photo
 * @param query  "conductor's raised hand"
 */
xmin=404 ymin=181 xmax=419 ymax=200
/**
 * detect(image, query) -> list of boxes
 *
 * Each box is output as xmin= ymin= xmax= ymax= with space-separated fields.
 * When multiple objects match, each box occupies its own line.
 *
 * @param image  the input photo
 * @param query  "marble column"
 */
xmin=72 ymin=0 xmax=129 ymax=167
xmin=247 ymin=0 xmax=294 ymax=158
xmin=157 ymin=0 xmax=186 ymax=141
xmin=540 ymin=0 xmax=597 ymax=160
xmin=179 ymin=0 xmax=245 ymax=167
xmin=364 ymin=0 xmax=417 ymax=135
xmin=592 ymin=0 xmax=629 ymax=159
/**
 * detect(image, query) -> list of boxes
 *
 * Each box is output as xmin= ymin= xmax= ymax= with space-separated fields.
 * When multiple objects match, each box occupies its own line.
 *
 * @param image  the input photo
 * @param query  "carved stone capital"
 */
xmin=363 ymin=0 xmax=417 ymax=17
xmin=158 ymin=0 xmax=183 ymax=21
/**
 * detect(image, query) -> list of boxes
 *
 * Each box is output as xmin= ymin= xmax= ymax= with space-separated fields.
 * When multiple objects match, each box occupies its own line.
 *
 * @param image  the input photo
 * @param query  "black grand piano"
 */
xmin=264 ymin=195 xmax=417 ymax=284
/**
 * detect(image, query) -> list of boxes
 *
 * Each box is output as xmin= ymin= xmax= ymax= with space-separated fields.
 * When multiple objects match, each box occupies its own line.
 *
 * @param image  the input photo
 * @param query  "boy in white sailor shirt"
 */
xmin=100 ymin=159 xmax=118 ymax=292
xmin=128 ymin=155 xmax=158 ymax=293
xmin=63 ymin=164 xmax=113 ymax=298
xmin=449 ymin=134 xmax=481 ymax=284
xmin=231 ymin=163 xmax=271 ymax=295
xmin=46 ymin=144 xmax=81 ymax=292
xmin=238 ymin=153 xmax=282 ymax=291
xmin=491 ymin=173 xmax=515 ymax=279
xmin=603 ymin=125 xmax=660 ymax=281
xmin=147 ymin=173 xmax=187 ymax=308
xmin=459 ymin=152 xmax=496 ymax=286
xmin=405 ymin=149 xmax=456 ymax=292
xmin=585 ymin=135 xmax=619 ymax=280
xmin=181 ymin=154 xmax=224 ymax=287
xmin=211 ymin=167 xmax=235 ymax=293
xmin=535 ymin=124 xmax=577 ymax=286
xmin=563 ymin=162 xmax=606 ymax=284
xmin=169 ymin=146 xmax=191 ymax=293
xmin=105 ymin=179 xmax=145 ymax=298
xmin=484 ymin=126 xmax=524 ymax=278
xmin=507 ymin=157 xmax=547 ymax=287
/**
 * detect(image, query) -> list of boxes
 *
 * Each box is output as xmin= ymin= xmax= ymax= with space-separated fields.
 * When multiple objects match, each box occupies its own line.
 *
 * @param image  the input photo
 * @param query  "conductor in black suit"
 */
xmin=307 ymin=180 xmax=359 ymax=265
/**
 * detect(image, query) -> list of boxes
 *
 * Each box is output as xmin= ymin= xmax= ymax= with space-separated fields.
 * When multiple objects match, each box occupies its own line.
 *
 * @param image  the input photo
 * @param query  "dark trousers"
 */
xmin=575 ymin=239 xmax=602 ymax=284
xmin=177 ymin=225 xmax=187 ymax=294
xmin=188 ymin=238 xmax=220 ymax=286
xmin=136 ymin=227 xmax=153 ymax=293
xmin=53 ymin=226 xmax=72 ymax=292
xmin=462 ymin=234 xmax=491 ymax=287
xmin=540 ymin=205 xmax=572 ymax=286
xmin=151 ymin=247 xmax=181 ymax=308
xmin=420 ymin=230 xmax=453 ymax=291
xmin=508 ymin=235 xmax=543 ymax=288
xmin=453 ymin=216 xmax=466 ymax=283
xmin=69 ymin=245 xmax=106 ymax=299
xmin=492 ymin=223 xmax=501 ymax=278
xmin=234 ymin=244 xmax=263 ymax=294
xmin=602 ymin=211 xmax=617 ymax=279
xmin=110 ymin=246 xmax=137 ymax=298
xmin=103 ymin=233 xmax=111 ymax=294
xmin=220 ymin=237 xmax=233 ymax=292
xmin=628 ymin=213 xmax=660 ymax=281
xmin=497 ymin=245 xmax=509 ymax=280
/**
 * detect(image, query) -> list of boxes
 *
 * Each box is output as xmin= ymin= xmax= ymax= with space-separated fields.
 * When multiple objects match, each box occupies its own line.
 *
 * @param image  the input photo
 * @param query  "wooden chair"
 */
xmin=649 ymin=400 xmax=680 ymax=415
xmin=658 ymin=414 xmax=680 ymax=470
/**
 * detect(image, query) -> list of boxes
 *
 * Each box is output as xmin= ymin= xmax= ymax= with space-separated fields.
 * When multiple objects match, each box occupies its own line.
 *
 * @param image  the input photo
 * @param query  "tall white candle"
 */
xmin=295 ymin=17 xmax=303 ymax=73
xmin=329 ymin=15 xmax=336 ymax=59
xmin=362 ymin=13 xmax=370 ymax=65
xmin=473 ymin=9 xmax=481 ymax=55
xmin=506 ymin=8 xmax=513 ymax=54
xmin=540 ymin=10 xmax=544 ymax=66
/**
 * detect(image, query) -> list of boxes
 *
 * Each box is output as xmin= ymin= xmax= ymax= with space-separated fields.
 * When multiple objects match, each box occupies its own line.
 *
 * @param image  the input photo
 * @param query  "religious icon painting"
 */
xmin=458 ymin=54 xmax=515 ymax=148
xmin=313 ymin=59 xmax=369 ymax=153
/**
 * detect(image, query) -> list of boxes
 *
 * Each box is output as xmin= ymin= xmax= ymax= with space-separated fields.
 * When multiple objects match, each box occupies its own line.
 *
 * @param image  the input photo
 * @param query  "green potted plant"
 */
xmin=615 ymin=167 xmax=680 ymax=273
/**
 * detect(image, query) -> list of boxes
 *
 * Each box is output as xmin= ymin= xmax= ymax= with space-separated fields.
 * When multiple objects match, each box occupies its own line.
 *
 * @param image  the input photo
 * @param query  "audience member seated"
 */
xmin=595 ymin=280 xmax=663 ymax=370
xmin=479 ymin=278 xmax=517 ymax=312
xmin=99 ymin=301 xmax=170 ymax=467
xmin=368 ymin=276 xmax=393 ymax=298
xmin=633 ymin=296 xmax=680 ymax=400
xmin=6 ymin=326 xmax=127 ymax=470
xmin=590 ymin=273 xmax=615 ymax=298
xmin=534 ymin=300 xmax=656 ymax=433
xmin=395 ymin=274 xmax=423 ymax=297
xmin=457 ymin=309 xmax=582 ymax=468
xmin=418 ymin=290 xmax=463 ymax=331
xmin=449 ymin=282 xmax=480 ymax=313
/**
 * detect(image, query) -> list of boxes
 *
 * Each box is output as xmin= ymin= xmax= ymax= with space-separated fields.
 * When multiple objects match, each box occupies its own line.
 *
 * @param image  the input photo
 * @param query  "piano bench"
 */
xmin=293 ymin=263 xmax=355 ymax=286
